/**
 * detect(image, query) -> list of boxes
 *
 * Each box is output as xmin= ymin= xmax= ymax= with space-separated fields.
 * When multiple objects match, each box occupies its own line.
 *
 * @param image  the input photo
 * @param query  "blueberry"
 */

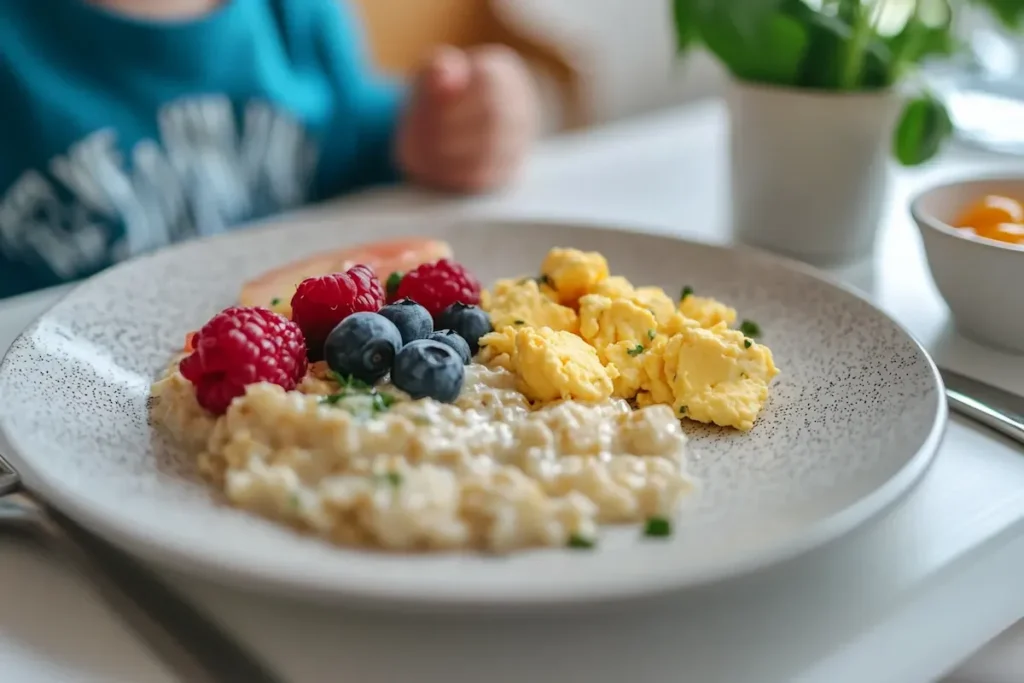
xmin=391 ymin=339 xmax=465 ymax=403
xmin=429 ymin=329 xmax=471 ymax=365
xmin=323 ymin=312 xmax=402 ymax=384
xmin=435 ymin=303 xmax=493 ymax=356
xmin=378 ymin=298 xmax=432 ymax=345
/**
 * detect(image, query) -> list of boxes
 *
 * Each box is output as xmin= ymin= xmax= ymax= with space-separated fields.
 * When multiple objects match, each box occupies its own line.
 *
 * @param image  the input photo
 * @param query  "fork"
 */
xmin=0 ymin=454 xmax=287 ymax=683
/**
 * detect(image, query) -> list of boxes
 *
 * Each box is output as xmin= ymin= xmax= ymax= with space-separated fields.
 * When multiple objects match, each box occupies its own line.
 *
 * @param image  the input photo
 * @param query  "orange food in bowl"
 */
xmin=954 ymin=194 xmax=1024 ymax=246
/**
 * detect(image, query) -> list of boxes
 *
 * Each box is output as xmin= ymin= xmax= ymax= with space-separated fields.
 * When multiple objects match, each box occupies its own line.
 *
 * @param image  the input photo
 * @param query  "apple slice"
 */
xmin=239 ymin=237 xmax=454 ymax=317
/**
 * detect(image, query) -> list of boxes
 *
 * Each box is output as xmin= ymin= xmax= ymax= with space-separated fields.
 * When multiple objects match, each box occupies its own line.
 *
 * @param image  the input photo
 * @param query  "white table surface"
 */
xmin=3 ymin=99 xmax=1024 ymax=683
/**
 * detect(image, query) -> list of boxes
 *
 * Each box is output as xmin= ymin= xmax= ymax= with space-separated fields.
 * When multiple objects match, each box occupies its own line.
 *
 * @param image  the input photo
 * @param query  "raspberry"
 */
xmin=179 ymin=307 xmax=307 ymax=415
xmin=392 ymin=259 xmax=481 ymax=318
xmin=290 ymin=265 xmax=385 ymax=360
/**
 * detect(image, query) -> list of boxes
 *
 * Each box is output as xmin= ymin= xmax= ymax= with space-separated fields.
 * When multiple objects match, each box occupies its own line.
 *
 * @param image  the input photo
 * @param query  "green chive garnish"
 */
xmin=271 ymin=297 xmax=281 ymax=306
xmin=647 ymin=329 xmax=656 ymax=340
xmin=371 ymin=392 xmax=396 ymax=413
xmin=568 ymin=534 xmax=595 ymax=549
xmin=331 ymin=372 xmax=370 ymax=390
xmin=644 ymin=517 xmax=672 ymax=537
xmin=680 ymin=286 xmax=694 ymax=301
xmin=743 ymin=338 xmax=752 ymax=349
xmin=627 ymin=344 xmax=645 ymax=357
xmin=739 ymin=320 xmax=761 ymax=337
xmin=321 ymin=373 xmax=393 ymax=413
xmin=514 ymin=319 xmax=526 ymax=325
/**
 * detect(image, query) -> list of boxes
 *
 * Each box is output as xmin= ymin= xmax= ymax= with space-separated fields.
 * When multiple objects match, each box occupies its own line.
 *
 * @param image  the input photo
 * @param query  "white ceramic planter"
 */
xmin=727 ymin=80 xmax=902 ymax=266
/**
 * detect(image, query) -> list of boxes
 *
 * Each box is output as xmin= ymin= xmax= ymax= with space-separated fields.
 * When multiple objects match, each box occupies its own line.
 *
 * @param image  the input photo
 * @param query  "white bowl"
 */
xmin=911 ymin=176 xmax=1024 ymax=354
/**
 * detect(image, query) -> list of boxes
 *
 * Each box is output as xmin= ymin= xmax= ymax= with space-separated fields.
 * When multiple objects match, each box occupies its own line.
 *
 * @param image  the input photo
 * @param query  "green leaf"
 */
xmin=893 ymin=95 xmax=954 ymax=166
xmin=751 ymin=15 xmax=813 ymax=84
xmin=700 ymin=9 xmax=811 ymax=85
xmin=796 ymin=12 xmax=847 ymax=88
xmin=797 ymin=12 xmax=895 ymax=89
xmin=777 ymin=0 xmax=819 ymax=22
xmin=886 ymin=0 xmax=956 ymax=69
xmin=835 ymin=0 xmax=864 ymax=25
xmin=860 ymin=39 xmax=897 ymax=88
xmin=723 ymin=0 xmax=792 ymax=34
xmin=970 ymin=0 xmax=1024 ymax=30
xmin=671 ymin=0 xmax=1021 ymax=93
xmin=672 ymin=0 xmax=700 ymax=53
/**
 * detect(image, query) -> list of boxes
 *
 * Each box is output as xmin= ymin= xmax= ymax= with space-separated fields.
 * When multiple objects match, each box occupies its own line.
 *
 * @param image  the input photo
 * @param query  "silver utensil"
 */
xmin=0 ymin=453 xmax=286 ymax=683
xmin=940 ymin=367 xmax=1024 ymax=447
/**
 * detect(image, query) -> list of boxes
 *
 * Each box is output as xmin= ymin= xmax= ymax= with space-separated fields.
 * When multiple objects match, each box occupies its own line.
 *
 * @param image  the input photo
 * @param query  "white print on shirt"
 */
xmin=0 ymin=96 xmax=319 ymax=279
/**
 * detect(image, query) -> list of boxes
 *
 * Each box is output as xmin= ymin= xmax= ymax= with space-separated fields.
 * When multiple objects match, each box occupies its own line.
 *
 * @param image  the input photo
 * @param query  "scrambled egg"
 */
xmin=591 ymin=277 xmax=676 ymax=323
xmin=634 ymin=287 xmax=678 ymax=323
xmin=603 ymin=339 xmax=657 ymax=400
xmin=478 ymin=247 xmax=780 ymax=431
xmin=540 ymin=248 xmax=609 ymax=307
xmin=476 ymin=326 xmax=517 ymax=371
xmin=481 ymin=278 xmax=579 ymax=333
xmin=478 ymin=326 xmax=617 ymax=403
xmin=678 ymin=294 xmax=737 ymax=329
xmin=637 ymin=324 xmax=778 ymax=431
xmin=578 ymin=294 xmax=659 ymax=354
xmin=591 ymin=276 xmax=634 ymax=300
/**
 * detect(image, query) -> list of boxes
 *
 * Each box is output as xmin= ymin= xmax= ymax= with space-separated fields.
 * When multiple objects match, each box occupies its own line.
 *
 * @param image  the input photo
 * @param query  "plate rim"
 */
xmin=0 ymin=215 xmax=949 ymax=608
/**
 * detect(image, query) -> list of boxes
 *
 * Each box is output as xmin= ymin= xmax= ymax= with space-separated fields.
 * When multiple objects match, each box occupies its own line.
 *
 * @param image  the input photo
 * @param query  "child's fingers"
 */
xmin=416 ymin=45 xmax=472 ymax=103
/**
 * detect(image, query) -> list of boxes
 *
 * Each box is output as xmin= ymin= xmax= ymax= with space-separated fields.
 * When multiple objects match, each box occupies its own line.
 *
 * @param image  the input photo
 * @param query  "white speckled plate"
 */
xmin=0 ymin=215 xmax=946 ymax=609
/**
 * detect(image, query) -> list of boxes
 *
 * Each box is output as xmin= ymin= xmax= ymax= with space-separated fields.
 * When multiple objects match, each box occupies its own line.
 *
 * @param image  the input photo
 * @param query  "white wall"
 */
xmin=508 ymin=0 xmax=726 ymax=126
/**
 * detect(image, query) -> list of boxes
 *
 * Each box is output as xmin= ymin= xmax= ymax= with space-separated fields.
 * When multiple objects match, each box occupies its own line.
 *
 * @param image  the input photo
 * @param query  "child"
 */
xmin=0 ymin=0 xmax=539 ymax=299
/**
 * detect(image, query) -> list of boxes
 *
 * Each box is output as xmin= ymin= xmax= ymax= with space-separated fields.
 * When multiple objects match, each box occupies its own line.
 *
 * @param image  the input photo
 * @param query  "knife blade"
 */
xmin=939 ymin=367 xmax=1024 ymax=447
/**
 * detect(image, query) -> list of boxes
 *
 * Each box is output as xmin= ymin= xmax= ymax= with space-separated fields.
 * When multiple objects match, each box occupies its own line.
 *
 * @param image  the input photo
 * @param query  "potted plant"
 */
xmin=672 ymin=0 xmax=1024 ymax=265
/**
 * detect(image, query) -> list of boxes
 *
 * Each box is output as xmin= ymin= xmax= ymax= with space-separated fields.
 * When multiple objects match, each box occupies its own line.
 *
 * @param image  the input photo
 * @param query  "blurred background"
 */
xmin=357 ymin=0 xmax=1023 ymax=149
xmin=354 ymin=0 xmax=722 ymax=133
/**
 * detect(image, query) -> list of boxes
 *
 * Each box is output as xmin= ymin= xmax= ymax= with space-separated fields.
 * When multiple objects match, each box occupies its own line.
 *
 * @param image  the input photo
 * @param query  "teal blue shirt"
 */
xmin=0 ymin=0 xmax=405 ymax=298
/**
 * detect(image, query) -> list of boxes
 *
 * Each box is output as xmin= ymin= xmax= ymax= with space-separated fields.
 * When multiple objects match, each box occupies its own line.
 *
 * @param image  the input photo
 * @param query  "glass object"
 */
xmin=923 ymin=7 xmax=1024 ymax=155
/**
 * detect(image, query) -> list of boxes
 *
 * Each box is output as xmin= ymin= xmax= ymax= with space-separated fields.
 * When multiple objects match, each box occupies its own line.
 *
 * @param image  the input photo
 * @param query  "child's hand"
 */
xmin=397 ymin=45 xmax=539 ymax=193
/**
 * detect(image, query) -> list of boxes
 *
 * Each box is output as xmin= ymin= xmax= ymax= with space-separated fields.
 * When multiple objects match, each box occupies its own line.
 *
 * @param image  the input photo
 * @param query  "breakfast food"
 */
xmin=435 ymin=302 xmax=492 ymax=355
xmin=240 ymin=237 xmax=453 ymax=316
xmin=178 ymin=307 xmax=308 ymax=415
xmin=479 ymin=249 xmax=778 ymax=431
xmin=953 ymin=194 xmax=1024 ymax=246
xmin=388 ymin=258 xmax=482 ymax=315
xmin=324 ymin=312 xmax=403 ymax=385
xmin=150 ymin=241 xmax=780 ymax=554
xmin=378 ymin=299 xmax=434 ymax=345
xmin=291 ymin=265 xmax=386 ymax=360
